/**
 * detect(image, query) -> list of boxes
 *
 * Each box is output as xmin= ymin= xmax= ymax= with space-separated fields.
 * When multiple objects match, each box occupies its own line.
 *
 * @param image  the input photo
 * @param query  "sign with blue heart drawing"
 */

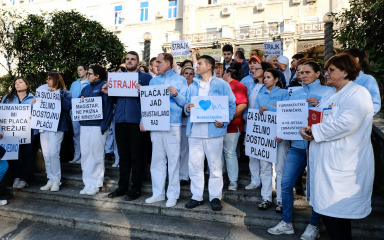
xmin=190 ymin=96 xmax=229 ymax=122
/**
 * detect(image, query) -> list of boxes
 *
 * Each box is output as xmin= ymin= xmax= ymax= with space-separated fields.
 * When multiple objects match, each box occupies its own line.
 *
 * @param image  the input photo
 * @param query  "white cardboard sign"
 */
xmin=276 ymin=100 xmax=308 ymax=140
xmin=31 ymin=90 xmax=61 ymax=132
xmin=263 ymin=41 xmax=282 ymax=56
xmin=0 ymin=136 xmax=20 ymax=160
xmin=190 ymin=96 xmax=229 ymax=122
xmin=0 ymin=104 xmax=31 ymax=144
xmin=72 ymin=97 xmax=103 ymax=121
xmin=245 ymin=110 xmax=278 ymax=163
xmin=171 ymin=39 xmax=191 ymax=57
xmin=107 ymin=72 xmax=139 ymax=97
xmin=140 ymin=85 xmax=170 ymax=131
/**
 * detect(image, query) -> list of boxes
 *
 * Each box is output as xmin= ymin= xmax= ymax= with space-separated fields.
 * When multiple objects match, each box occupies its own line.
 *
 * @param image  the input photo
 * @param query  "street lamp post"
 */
xmin=323 ymin=12 xmax=334 ymax=63
xmin=143 ymin=32 xmax=152 ymax=66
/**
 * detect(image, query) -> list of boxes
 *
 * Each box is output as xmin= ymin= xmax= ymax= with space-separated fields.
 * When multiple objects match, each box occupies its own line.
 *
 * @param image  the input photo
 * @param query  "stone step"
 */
xmin=0 ymin=197 xmax=306 ymax=240
xmin=11 ymin=185 xmax=384 ymax=239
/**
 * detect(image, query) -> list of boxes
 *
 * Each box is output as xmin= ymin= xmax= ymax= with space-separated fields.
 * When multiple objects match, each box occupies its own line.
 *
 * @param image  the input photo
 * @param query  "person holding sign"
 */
xmin=37 ymin=71 xmax=72 ymax=192
xmin=69 ymin=65 xmax=89 ymax=164
xmin=0 ymin=125 xmax=9 ymax=206
xmin=141 ymin=53 xmax=187 ymax=208
xmin=268 ymin=62 xmax=334 ymax=238
xmin=222 ymin=62 xmax=247 ymax=191
xmin=243 ymin=62 xmax=273 ymax=190
xmin=184 ymin=55 xmax=236 ymax=211
xmin=102 ymin=51 xmax=152 ymax=201
xmin=253 ymin=68 xmax=289 ymax=212
xmin=300 ymin=54 xmax=374 ymax=240
xmin=79 ymin=64 xmax=113 ymax=196
xmin=1 ymin=77 xmax=37 ymax=190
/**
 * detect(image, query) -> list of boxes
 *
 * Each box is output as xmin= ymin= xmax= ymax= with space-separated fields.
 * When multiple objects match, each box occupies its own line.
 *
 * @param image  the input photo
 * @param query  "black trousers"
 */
xmin=115 ymin=123 xmax=144 ymax=192
xmin=322 ymin=215 xmax=352 ymax=240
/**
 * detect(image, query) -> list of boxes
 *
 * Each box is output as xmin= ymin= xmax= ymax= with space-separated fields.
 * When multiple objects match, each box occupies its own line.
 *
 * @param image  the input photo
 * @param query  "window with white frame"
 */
xmin=168 ymin=0 xmax=177 ymax=19
xmin=239 ymin=26 xmax=250 ymax=39
xmin=140 ymin=2 xmax=149 ymax=22
xmin=114 ymin=5 xmax=123 ymax=25
xmin=208 ymin=0 xmax=219 ymax=4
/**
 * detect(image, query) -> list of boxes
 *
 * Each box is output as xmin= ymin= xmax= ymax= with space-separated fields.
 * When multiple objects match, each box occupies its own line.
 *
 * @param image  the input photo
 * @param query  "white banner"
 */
xmin=72 ymin=97 xmax=103 ymax=121
xmin=31 ymin=90 xmax=61 ymax=132
xmin=140 ymin=85 xmax=170 ymax=131
xmin=263 ymin=41 xmax=282 ymax=56
xmin=0 ymin=104 xmax=31 ymax=144
xmin=245 ymin=110 xmax=278 ymax=163
xmin=276 ymin=100 xmax=308 ymax=140
xmin=108 ymin=72 xmax=139 ymax=97
xmin=190 ymin=96 xmax=229 ymax=122
xmin=171 ymin=39 xmax=191 ymax=57
xmin=0 ymin=136 xmax=20 ymax=160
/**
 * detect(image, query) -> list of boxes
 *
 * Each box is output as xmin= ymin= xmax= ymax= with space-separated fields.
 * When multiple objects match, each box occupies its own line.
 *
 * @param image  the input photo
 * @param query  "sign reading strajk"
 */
xmin=171 ymin=39 xmax=191 ymax=57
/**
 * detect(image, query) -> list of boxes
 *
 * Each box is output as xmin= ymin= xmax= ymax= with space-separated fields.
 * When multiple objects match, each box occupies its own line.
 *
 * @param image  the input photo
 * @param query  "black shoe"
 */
xmin=180 ymin=180 xmax=190 ymax=186
xmin=107 ymin=189 xmax=125 ymax=198
xmin=185 ymin=199 xmax=204 ymax=209
xmin=125 ymin=189 xmax=141 ymax=201
xmin=210 ymin=198 xmax=222 ymax=211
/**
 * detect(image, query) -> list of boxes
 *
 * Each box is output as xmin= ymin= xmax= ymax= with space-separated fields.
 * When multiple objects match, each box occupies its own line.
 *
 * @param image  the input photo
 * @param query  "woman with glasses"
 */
xmin=38 ymin=71 xmax=72 ymax=192
xmin=300 ymin=53 xmax=374 ymax=239
xmin=79 ymin=64 xmax=113 ymax=195
xmin=243 ymin=61 xmax=273 ymax=191
xmin=268 ymin=61 xmax=335 ymax=239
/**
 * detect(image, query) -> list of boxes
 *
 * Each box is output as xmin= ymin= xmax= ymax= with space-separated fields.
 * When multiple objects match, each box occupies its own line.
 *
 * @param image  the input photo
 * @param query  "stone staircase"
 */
xmin=0 ymin=159 xmax=383 ymax=239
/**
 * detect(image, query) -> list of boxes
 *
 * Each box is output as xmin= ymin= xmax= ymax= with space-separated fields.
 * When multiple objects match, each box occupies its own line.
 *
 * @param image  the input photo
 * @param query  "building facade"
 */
xmin=1 ymin=0 xmax=350 ymax=63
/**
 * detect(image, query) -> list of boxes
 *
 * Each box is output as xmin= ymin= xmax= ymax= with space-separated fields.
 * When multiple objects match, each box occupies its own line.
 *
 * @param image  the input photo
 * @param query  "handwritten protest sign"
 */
xmin=31 ymin=90 xmax=61 ymax=132
xmin=190 ymin=96 xmax=229 ymax=122
xmin=171 ymin=39 xmax=191 ymax=57
xmin=276 ymin=100 xmax=308 ymax=140
xmin=199 ymin=49 xmax=222 ymax=59
xmin=245 ymin=110 xmax=277 ymax=163
xmin=108 ymin=72 xmax=139 ymax=97
xmin=263 ymin=41 xmax=282 ymax=55
xmin=140 ymin=85 xmax=170 ymax=131
xmin=72 ymin=97 xmax=103 ymax=121
xmin=287 ymin=86 xmax=303 ymax=97
xmin=0 ymin=136 xmax=20 ymax=160
xmin=0 ymin=104 xmax=31 ymax=144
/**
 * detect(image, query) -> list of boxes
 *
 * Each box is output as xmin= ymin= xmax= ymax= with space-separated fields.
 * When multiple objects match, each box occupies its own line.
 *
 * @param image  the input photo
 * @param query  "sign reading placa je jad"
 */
xmin=72 ymin=97 xmax=103 ymax=121
xmin=263 ymin=41 xmax=282 ymax=56
xmin=31 ymin=89 xmax=61 ymax=132
xmin=108 ymin=72 xmax=139 ymax=97
xmin=245 ymin=110 xmax=278 ymax=163
xmin=0 ymin=136 xmax=20 ymax=160
xmin=190 ymin=96 xmax=229 ymax=122
xmin=171 ymin=39 xmax=191 ymax=57
xmin=140 ymin=85 xmax=170 ymax=131
xmin=276 ymin=99 xmax=308 ymax=140
xmin=0 ymin=104 xmax=31 ymax=144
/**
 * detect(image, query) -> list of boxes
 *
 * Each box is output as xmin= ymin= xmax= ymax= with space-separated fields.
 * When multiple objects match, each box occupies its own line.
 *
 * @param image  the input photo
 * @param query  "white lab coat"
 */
xmin=309 ymin=81 xmax=374 ymax=219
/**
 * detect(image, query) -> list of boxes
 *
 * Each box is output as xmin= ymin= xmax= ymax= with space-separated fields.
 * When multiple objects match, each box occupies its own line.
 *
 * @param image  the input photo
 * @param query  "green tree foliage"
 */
xmin=13 ymin=10 xmax=125 ymax=90
xmin=334 ymin=0 xmax=384 ymax=111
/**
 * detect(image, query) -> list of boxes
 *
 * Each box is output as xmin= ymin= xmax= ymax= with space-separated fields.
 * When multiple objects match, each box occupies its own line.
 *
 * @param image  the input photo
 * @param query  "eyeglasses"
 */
xmin=86 ymin=72 xmax=94 ymax=76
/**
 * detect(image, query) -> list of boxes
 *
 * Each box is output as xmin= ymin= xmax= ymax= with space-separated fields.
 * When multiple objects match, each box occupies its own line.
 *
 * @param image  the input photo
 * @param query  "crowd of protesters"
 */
xmin=0 ymin=44 xmax=380 ymax=240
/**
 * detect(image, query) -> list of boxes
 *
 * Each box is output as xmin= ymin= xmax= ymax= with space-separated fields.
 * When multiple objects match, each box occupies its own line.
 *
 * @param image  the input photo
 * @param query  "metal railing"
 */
xmin=180 ymin=32 xmax=221 ymax=42
xmin=297 ymin=22 xmax=324 ymax=34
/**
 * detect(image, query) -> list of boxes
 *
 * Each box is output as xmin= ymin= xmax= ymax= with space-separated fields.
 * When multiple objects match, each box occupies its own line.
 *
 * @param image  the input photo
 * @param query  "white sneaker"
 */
xmin=80 ymin=185 xmax=90 ymax=195
xmin=300 ymin=224 xmax=320 ymax=240
xmin=69 ymin=158 xmax=80 ymax=164
xmin=145 ymin=195 xmax=165 ymax=204
xmin=228 ymin=181 xmax=238 ymax=191
xmin=40 ymin=181 xmax=53 ymax=191
xmin=50 ymin=182 xmax=61 ymax=192
xmin=165 ymin=198 xmax=177 ymax=207
xmin=86 ymin=185 xmax=99 ymax=196
xmin=0 ymin=200 xmax=7 ymax=206
xmin=245 ymin=182 xmax=260 ymax=190
xmin=112 ymin=162 xmax=119 ymax=168
xmin=13 ymin=178 xmax=20 ymax=188
xmin=16 ymin=180 xmax=28 ymax=189
xmin=268 ymin=221 xmax=295 ymax=235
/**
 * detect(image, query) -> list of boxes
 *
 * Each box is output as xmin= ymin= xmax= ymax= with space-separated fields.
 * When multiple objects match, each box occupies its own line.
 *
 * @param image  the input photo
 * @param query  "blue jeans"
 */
xmin=281 ymin=147 xmax=320 ymax=227
xmin=0 ymin=161 xmax=8 ymax=182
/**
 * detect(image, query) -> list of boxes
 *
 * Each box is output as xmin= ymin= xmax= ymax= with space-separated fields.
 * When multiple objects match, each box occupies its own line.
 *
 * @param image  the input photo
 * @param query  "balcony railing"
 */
xmin=180 ymin=32 xmax=221 ymax=42
xmin=297 ymin=22 xmax=324 ymax=34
